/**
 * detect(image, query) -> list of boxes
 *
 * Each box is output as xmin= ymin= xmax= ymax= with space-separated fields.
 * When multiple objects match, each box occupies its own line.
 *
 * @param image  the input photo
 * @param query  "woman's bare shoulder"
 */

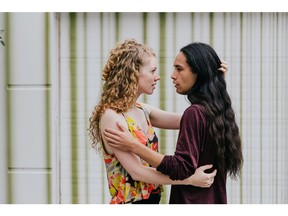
xmin=102 ymin=108 xmax=118 ymax=117
xmin=138 ymin=102 xmax=156 ymax=114
xmin=100 ymin=108 xmax=126 ymax=127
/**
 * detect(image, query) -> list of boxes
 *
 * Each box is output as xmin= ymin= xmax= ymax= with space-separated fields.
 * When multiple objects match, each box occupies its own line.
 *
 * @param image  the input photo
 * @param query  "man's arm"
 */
xmin=111 ymin=146 xmax=215 ymax=186
xmin=105 ymin=106 xmax=208 ymax=181
xmin=104 ymin=121 xmax=164 ymax=168
xmin=141 ymin=103 xmax=181 ymax=130
xmin=102 ymin=115 xmax=216 ymax=186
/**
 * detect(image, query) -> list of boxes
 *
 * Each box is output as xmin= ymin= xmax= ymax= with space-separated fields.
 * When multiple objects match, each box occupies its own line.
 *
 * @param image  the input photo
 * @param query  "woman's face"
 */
xmin=171 ymin=52 xmax=197 ymax=95
xmin=137 ymin=55 xmax=160 ymax=96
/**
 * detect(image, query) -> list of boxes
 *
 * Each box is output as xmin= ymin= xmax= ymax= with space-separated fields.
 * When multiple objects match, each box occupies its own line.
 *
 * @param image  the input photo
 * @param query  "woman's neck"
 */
xmin=128 ymin=103 xmax=138 ymax=111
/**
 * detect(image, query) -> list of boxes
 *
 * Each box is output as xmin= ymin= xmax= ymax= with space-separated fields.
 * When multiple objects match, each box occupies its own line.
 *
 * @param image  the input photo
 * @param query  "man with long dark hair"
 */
xmin=104 ymin=42 xmax=243 ymax=204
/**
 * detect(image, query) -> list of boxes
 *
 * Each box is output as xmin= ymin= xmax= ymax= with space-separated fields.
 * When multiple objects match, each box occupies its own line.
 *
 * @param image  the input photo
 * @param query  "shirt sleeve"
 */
xmin=156 ymin=105 xmax=206 ymax=180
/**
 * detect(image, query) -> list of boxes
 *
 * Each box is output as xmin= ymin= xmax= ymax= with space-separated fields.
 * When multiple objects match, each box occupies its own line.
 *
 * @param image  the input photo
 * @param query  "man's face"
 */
xmin=171 ymin=52 xmax=197 ymax=95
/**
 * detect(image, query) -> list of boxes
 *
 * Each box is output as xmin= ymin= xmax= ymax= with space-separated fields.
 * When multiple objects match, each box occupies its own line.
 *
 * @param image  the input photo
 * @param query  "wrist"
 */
xmin=186 ymin=176 xmax=194 ymax=186
xmin=131 ymin=139 xmax=143 ymax=154
xmin=184 ymin=178 xmax=190 ymax=185
xmin=130 ymin=139 xmax=139 ymax=152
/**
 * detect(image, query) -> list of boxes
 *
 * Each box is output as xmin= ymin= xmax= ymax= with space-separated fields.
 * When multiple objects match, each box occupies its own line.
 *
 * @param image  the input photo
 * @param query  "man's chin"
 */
xmin=176 ymin=89 xmax=185 ymax=95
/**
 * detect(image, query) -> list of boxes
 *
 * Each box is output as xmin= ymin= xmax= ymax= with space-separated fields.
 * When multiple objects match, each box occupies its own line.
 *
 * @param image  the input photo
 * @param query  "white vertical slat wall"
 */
xmin=0 ymin=12 xmax=287 ymax=204
xmin=0 ymin=12 xmax=58 ymax=203
xmin=0 ymin=12 xmax=8 ymax=204
xmin=58 ymin=12 xmax=288 ymax=204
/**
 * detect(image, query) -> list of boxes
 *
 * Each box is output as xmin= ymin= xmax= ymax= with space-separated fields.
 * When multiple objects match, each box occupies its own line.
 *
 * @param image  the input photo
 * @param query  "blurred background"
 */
xmin=0 ymin=12 xmax=287 ymax=204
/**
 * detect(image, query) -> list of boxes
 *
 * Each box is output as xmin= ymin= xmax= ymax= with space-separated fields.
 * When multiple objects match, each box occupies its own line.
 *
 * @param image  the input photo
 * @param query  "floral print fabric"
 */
xmin=103 ymin=104 xmax=162 ymax=204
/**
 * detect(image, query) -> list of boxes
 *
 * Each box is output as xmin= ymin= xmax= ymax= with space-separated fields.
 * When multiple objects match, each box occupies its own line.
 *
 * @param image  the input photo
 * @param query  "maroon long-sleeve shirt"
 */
xmin=157 ymin=105 xmax=227 ymax=204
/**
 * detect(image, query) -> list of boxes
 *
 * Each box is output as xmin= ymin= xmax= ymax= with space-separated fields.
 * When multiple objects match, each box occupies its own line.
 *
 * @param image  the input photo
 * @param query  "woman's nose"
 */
xmin=155 ymin=75 xmax=160 ymax=81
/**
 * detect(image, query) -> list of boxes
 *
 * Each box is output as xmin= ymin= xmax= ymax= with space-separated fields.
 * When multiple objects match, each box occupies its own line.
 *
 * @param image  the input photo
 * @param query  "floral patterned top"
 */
xmin=103 ymin=103 xmax=163 ymax=204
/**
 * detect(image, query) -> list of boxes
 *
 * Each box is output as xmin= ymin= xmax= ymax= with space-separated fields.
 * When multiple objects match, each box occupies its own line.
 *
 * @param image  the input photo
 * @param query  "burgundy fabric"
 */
xmin=157 ymin=105 xmax=227 ymax=204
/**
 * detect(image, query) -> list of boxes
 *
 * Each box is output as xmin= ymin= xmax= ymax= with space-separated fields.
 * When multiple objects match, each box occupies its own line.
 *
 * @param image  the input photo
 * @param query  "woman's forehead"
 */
xmin=143 ymin=55 xmax=157 ymax=66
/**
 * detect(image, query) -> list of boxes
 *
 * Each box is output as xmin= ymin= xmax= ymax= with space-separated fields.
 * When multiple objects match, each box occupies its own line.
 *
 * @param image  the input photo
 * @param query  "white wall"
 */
xmin=0 ymin=12 xmax=58 ymax=204
xmin=0 ymin=12 xmax=8 ymax=204
xmin=0 ymin=12 xmax=287 ymax=204
xmin=58 ymin=12 xmax=288 ymax=204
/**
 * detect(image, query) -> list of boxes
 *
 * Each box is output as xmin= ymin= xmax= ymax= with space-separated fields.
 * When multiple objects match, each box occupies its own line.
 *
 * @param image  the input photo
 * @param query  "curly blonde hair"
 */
xmin=88 ymin=39 xmax=156 ymax=151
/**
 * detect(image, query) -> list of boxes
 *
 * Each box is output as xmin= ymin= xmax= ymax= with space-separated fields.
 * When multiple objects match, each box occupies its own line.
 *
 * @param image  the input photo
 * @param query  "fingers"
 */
xmin=205 ymin=169 xmax=216 ymax=183
xmin=104 ymin=128 xmax=122 ymax=143
xmin=221 ymin=63 xmax=228 ymax=70
xmin=218 ymin=67 xmax=225 ymax=72
xmin=219 ymin=59 xmax=228 ymax=72
xmin=207 ymin=178 xmax=214 ymax=187
xmin=202 ymin=177 xmax=214 ymax=188
xmin=104 ymin=128 xmax=118 ymax=135
xmin=205 ymin=170 xmax=216 ymax=187
xmin=218 ymin=65 xmax=228 ymax=71
xmin=198 ymin=164 xmax=213 ymax=171
xmin=103 ymin=131 xmax=118 ymax=142
xmin=116 ymin=122 xmax=126 ymax=132
xmin=209 ymin=169 xmax=217 ymax=177
xmin=221 ymin=64 xmax=228 ymax=71
xmin=104 ymin=135 xmax=117 ymax=146
xmin=202 ymin=168 xmax=216 ymax=188
xmin=220 ymin=59 xmax=227 ymax=65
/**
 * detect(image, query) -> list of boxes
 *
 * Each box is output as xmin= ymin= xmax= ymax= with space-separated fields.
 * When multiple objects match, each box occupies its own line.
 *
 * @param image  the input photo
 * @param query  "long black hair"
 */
xmin=180 ymin=42 xmax=243 ymax=179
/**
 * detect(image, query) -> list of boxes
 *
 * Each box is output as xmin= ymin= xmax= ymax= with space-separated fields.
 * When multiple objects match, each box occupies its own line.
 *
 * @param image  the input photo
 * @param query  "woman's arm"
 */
xmin=104 ymin=122 xmax=217 ymax=182
xmin=138 ymin=61 xmax=228 ymax=130
xmin=141 ymin=103 xmax=181 ymax=130
xmin=101 ymin=110 xmax=215 ymax=186
xmin=104 ymin=110 xmax=216 ymax=181
xmin=104 ymin=121 xmax=167 ymax=168
xmin=111 ymin=146 xmax=215 ymax=186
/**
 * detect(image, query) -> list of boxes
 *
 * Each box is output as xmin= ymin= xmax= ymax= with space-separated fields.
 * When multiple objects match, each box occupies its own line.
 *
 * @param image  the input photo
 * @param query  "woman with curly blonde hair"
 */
xmin=88 ymin=39 xmax=222 ymax=204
